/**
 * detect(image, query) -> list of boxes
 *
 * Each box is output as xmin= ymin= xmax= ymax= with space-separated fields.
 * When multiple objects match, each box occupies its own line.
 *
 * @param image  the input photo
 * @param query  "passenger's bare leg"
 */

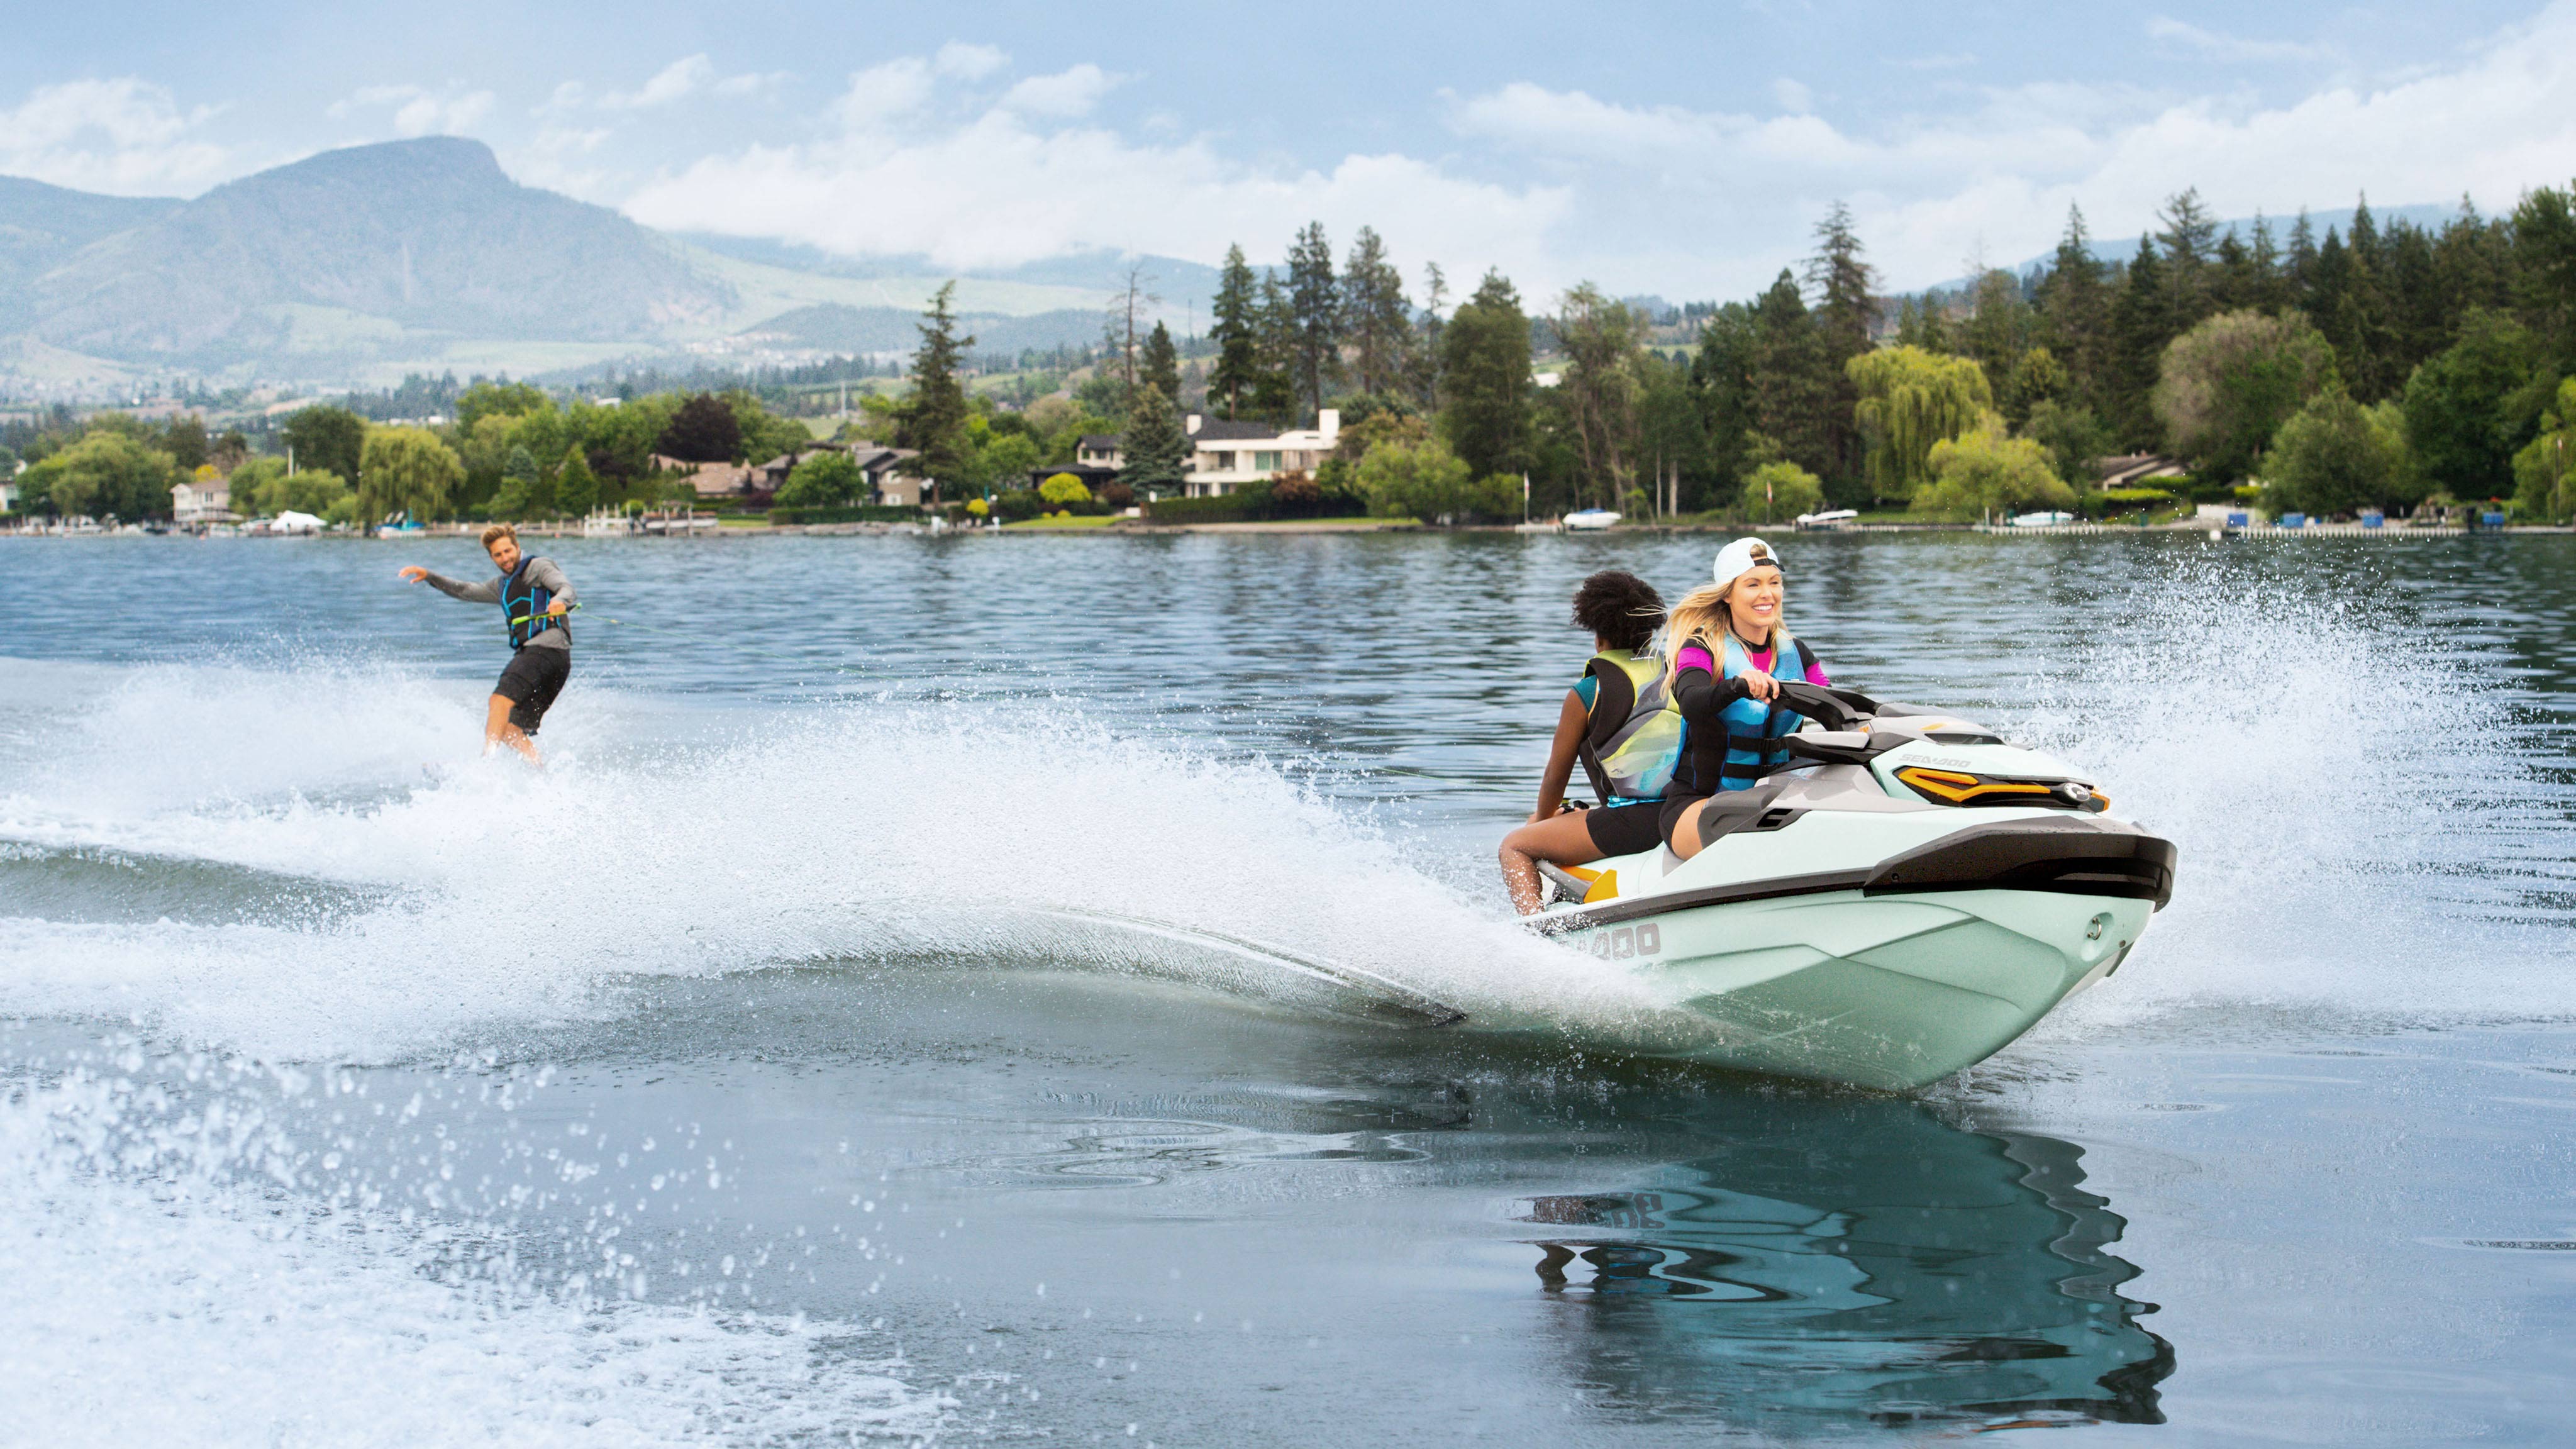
xmin=1499 ymin=810 xmax=1606 ymax=916
xmin=483 ymin=693 xmax=543 ymax=766
xmin=1662 ymin=796 xmax=1715 ymax=862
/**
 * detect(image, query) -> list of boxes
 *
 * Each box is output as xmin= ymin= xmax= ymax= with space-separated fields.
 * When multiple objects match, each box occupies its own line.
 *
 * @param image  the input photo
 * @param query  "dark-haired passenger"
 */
xmin=1499 ymin=570 xmax=1682 ymax=914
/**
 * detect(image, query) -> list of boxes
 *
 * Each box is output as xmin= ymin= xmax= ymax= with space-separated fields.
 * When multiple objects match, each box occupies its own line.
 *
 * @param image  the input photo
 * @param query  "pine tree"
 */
xmin=1804 ymin=202 xmax=1880 ymax=485
xmin=2036 ymin=206 xmax=2110 ymax=409
xmin=2157 ymin=187 xmax=2219 ymax=333
xmin=1285 ymin=222 xmax=1341 ymax=421
xmin=1748 ymin=269 xmax=1836 ymax=486
xmin=2249 ymin=213 xmax=2288 ymax=312
xmin=1413 ymin=262 xmax=1448 ymax=408
xmin=2106 ymin=237 xmax=2171 ymax=451
xmin=1340 ymin=226 xmax=1413 ymax=397
xmin=1117 ymin=384 xmax=1192 ymax=496
xmin=1141 ymin=321 xmax=1182 ymax=408
xmin=2287 ymin=210 xmax=2319 ymax=310
xmin=1252 ymin=271 xmax=1301 ymax=422
xmin=1689 ymin=302 xmax=1762 ymax=489
xmin=1206 ymin=245 xmax=1262 ymax=419
xmin=1438 ymin=270 xmax=1534 ymax=478
xmin=897 ymin=281 xmax=976 ymax=500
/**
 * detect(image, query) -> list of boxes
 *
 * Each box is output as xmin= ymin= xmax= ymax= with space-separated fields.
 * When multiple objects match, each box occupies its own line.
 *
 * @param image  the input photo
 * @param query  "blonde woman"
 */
xmin=1655 ymin=537 xmax=1833 ymax=861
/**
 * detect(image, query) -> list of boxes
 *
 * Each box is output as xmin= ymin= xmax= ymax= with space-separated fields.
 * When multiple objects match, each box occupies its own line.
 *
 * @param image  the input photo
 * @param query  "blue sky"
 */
xmin=8 ymin=1 xmax=2576 ymax=299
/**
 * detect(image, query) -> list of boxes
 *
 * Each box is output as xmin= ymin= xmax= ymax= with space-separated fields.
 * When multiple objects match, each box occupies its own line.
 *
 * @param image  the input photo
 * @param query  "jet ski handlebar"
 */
xmin=1768 ymin=681 xmax=1881 ymax=732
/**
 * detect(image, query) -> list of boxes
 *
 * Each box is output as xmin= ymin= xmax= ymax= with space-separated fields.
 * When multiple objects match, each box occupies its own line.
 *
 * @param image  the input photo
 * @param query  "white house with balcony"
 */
xmin=1071 ymin=410 xmax=1343 ymax=498
xmin=172 ymin=476 xmax=233 ymax=525
xmin=1184 ymin=409 xmax=1340 ymax=497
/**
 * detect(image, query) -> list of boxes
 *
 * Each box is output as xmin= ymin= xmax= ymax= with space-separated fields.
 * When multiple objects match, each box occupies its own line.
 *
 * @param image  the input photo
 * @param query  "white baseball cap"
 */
xmin=1712 ymin=536 xmax=1782 ymax=592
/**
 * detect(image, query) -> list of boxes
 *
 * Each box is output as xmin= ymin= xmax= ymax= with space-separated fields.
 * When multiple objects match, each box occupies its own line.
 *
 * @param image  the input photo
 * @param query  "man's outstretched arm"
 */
xmin=399 ymin=565 xmax=501 ymax=603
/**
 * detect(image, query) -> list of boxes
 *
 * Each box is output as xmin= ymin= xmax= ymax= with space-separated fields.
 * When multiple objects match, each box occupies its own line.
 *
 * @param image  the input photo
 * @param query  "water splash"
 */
xmin=0 ymin=662 xmax=1652 ymax=1062
xmin=0 ymin=1047 xmax=947 ymax=1446
xmin=2016 ymin=563 xmax=2576 ymax=1025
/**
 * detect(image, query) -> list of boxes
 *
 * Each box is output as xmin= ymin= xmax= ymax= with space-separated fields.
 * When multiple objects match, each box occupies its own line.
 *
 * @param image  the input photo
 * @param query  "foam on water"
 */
xmin=0 ymin=660 xmax=1649 ymax=1061
xmin=0 ymin=1055 xmax=946 ymax=1446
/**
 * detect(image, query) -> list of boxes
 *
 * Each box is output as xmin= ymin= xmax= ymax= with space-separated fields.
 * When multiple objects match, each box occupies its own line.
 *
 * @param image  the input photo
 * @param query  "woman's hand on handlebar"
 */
xmin=1738 ymin=667 xmax=1780 ymax=702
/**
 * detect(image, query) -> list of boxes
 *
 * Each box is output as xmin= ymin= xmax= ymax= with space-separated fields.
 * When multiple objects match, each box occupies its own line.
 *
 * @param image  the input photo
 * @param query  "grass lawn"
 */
xmin=1001 ymin=514 xmax=1119 ymax=530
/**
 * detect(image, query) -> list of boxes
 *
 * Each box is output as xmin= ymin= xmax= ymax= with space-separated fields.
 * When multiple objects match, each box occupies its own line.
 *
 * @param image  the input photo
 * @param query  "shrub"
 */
xmin=1096 ymin=481 xmax=1135 ymax=509
xmin=777 ymin=451 xmax=863 ymax=508
xmin=1737 ymin=461 xmax=1824 ymax=525
xmin=1039 ymin=472 xmax=1092 ymax=506
xmin=1915 ymin=421 xmax=2077 ymax=519
xmin=994 ymin=488 xmax=1044 ymax=522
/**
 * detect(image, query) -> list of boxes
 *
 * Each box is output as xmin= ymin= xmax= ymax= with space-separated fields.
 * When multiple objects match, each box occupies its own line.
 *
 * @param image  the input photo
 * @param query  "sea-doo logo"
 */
xmin=1591 ymin=924 xmax=1662 ymax=960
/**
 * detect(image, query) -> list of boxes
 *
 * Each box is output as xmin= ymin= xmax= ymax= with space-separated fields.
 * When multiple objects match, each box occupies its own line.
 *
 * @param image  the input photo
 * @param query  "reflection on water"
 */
xmin=1520 ymin=1097 xmax=2169 ymax=1431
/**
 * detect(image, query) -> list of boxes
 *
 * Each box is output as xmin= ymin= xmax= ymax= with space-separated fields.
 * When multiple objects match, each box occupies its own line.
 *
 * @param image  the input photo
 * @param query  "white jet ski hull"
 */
xmin=1528 ymin=689 xmax=2175 ymax=1091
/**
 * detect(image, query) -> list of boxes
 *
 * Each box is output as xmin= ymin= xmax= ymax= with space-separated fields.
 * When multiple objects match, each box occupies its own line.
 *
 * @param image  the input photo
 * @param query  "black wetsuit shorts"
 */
xmin=494 ymin=647 xmax=571 ymax=733
xmin=1584 ymin=800 xmax=1668 ymax=858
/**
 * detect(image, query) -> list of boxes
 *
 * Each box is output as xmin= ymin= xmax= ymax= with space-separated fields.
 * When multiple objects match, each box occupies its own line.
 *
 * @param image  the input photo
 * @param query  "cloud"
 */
xmin=604 ymin=55 xmax=714 ymax=109
xmin=0 ymin=79 xmax=228 ymax=193
xmin=1441 ymin=0 xmax=2576 ymax=292
xmin=334 ymin=84 xmax=494 ymax=137
xmin=1000 ymin=64 xmax=1119 ymax=118
xmin=935 ymin=43 xmax=1008 ymax=80
xmin=2145 ymin=16 xmax=2335 ymax=65
xmin=1772 ymin=78 xmax=1812 ymax=114
xmin=623 ymin=51 xmax=1567 ymax=283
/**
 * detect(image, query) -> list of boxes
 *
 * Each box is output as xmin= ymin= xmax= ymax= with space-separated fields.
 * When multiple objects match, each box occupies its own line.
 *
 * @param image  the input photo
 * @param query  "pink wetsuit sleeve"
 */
xmin=1676 ymin=643 xmax=1715 ymax=674
xmin=1805 ymin=657 xmax=1831 ymax=687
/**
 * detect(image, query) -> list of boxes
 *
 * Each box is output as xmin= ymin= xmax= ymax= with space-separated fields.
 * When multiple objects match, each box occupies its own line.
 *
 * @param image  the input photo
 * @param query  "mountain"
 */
xmin=0 ymin=178 xmax=179 ymax=333
xmin=0 ymin=140 xmax=1186 ymax=388
xmin=26 ymin=138 xmax=735 ymax=367
xmin=675 ymin=234 xmax=1223 ymax=320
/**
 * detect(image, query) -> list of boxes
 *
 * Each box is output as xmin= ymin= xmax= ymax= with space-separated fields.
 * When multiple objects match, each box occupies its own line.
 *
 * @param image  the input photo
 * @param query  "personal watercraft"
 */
xmin=1532 ymin=683 xmax=2175 ymax=1091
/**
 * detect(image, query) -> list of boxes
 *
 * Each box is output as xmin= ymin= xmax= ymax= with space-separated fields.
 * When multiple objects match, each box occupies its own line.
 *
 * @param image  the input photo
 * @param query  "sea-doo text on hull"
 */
xmin=1533 ymin=684 xmax=2175 ymax=1091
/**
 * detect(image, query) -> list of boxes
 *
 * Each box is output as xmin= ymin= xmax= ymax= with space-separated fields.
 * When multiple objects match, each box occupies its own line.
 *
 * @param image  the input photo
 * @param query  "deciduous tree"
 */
xmin=357 ymin=427 xmax=463 ymax=523
xmin=2151 ymin=309 xmax=2336 ymax=484
xmin=1848 ymin=346 xmax=1994 ymax=502
xmin=283 ymin=404 xmax=367 ymax=483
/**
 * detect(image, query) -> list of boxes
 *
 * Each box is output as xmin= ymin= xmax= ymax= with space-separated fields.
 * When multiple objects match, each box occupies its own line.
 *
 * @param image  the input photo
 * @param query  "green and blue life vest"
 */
xmin=1576 ymin=648 xmax=1683 ymax=806
xmin=501 ymin=558 xmax=564 ymax=652
xmin=1677 ymin=628 xmax=1814 ymax=794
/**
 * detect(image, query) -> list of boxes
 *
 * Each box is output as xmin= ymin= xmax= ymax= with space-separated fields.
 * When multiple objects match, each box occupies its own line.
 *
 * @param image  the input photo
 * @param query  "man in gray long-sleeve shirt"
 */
xmin=398 ymin=522 xmax=577 ymax=765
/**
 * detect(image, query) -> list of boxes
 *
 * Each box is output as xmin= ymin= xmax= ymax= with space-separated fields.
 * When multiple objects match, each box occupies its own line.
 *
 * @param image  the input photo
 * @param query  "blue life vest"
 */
xmin=1676 ymin=630 xmax=1814 ymax=794
xmin=501 ymin=558 xmax=562 ymax=652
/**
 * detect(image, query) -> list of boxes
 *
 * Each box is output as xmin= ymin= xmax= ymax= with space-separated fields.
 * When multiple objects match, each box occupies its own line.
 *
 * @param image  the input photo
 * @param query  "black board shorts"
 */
xmin=494 ymin=647 xmax=571 ymax=733
xmin=1584 ymin=800 xmax=1668 ymax=858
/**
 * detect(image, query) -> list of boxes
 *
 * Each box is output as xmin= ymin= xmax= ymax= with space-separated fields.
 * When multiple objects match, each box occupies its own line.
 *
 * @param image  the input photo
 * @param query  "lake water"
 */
xmin=4 ymin=528 xmax=2574 ymax=1445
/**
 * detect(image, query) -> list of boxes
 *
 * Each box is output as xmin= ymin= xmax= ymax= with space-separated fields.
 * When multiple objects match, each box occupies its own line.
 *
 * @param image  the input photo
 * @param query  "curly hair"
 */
xmin=1571 ymin=570 xmax=1665 ymax=652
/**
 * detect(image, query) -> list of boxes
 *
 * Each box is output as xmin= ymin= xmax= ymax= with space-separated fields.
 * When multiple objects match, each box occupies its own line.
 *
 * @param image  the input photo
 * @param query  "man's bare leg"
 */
xmin=483 ymin=693 xmax=543 ymax=765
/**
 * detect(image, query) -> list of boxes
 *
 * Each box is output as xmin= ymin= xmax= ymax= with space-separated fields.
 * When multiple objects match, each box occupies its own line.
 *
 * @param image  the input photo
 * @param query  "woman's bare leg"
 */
xmin=1665 ymin=796 xmax=1713 ymax=861
xmin=483 ymin=693 xmax=543 ymax=765
xmin=1499 ymin=810 xmax=1607 ymax=916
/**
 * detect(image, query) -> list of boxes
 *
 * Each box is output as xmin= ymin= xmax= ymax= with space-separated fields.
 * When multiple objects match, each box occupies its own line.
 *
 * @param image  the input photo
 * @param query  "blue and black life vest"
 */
xmin=1674 ymin=629 xmax=1815 ymax=795
xmin=501 ymin=558 xmax=563 ymax=652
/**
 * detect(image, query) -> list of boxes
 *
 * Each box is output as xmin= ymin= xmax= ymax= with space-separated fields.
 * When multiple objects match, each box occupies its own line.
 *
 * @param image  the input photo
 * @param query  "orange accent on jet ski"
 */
xmin=1582 ymin=869 xmax=1620 ymax=904
xmin=1895 ymin=766 xmax=2056 ymax=806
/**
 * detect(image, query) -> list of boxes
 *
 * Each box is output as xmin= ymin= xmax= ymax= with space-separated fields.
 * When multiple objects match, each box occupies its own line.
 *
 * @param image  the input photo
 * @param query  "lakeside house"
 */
xmin=1069 ymin=410 xmax=1343 ymax=498
xmin=2096 ymin=453 xmax=2188 ymax=489
xmin=653 ymin=441 xmax=923 ymax=508
xmin=171 ymin=476 xmax=234 ymax=524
